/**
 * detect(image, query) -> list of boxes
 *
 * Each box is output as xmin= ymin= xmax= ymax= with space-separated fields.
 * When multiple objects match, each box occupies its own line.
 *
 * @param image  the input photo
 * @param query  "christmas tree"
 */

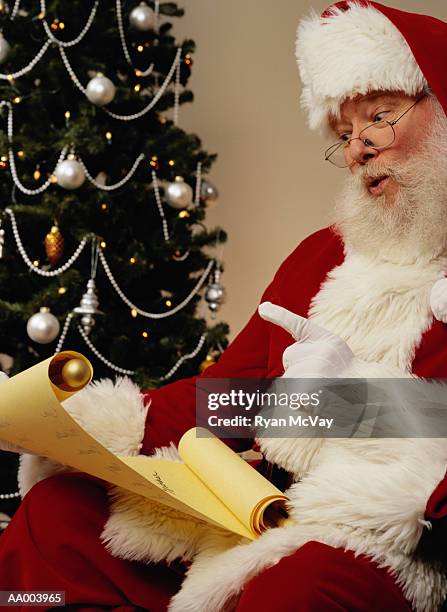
xmin=0 ymin=0 xmax=228 ymax=527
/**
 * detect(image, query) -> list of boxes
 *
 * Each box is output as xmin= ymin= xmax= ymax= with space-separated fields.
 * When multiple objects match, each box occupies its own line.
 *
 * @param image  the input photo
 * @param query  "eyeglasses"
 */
xmin=324 ymin=95 xmax=426 ymax=168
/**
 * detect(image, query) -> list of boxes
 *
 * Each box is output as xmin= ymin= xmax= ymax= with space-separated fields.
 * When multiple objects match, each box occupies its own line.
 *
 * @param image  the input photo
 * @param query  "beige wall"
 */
xmin=174 ymin=1 xmax=447 ymax=339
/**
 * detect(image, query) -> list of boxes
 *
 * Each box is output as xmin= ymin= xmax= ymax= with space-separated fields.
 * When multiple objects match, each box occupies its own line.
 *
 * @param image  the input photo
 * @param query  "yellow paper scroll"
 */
xmin=0 ymin=355 xmax=288 ymax=540
xmin=178 ymin=427 xmax=288 ymax=535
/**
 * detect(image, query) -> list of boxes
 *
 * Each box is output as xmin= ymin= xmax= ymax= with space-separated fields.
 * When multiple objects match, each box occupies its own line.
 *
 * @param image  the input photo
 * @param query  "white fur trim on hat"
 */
xmin=295 ymin=2 xmax=427 ymax=134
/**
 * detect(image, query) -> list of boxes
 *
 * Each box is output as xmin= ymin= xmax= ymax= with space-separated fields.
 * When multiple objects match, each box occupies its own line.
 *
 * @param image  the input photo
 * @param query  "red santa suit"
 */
xmin=2 ymin=2 xmax=447 ymax=611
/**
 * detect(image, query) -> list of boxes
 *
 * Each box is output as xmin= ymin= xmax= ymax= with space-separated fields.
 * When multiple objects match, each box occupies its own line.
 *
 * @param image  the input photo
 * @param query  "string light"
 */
xmin=134 ymin=83 xmax=141 ymax=92
xmin=184 ymin=55 xmax=193 ymax=66
xmin=49 ymin=174 xmax=58 ymax=183
xmin=17 ymin=150 xmax=24 ymax=159
xmin=13 ymin=96 xmax=21 ymax=104
xmin=59 ymin=22 xmax=65 ymax=30
xmin=64 ymin=110 xmax=70 ymax=127
xmin=168 ymin=159 xmax=175 ymax=166
xmin=165 ymin=299 xmax=172 ymax=307
xmin=33 ymin=167 xmax=41 ymax=180
xmin=33 ymin=260 xmax=39 ymax=267
xmin=58 ymin=287 xmax=67 ymax=295
xmin=179 ymin=210 xmax=190 ymax=218
xmin=142 ymin=331 xmax=149 ymax=338
xmin=137 ymin=45 xmax=144 ymax=53
xmin=135 ymin=69 xmax=142 ymax=77
xmin=129 ymin=257 xmax=136 ymax=264
xmin=131 ymin=308 xmax=138 ymax=318
xmin=149 ymin=155 xmax=158 ymax=169
xmin=100 ymin=240 xmax=106 ymax=248
xmin=105 ymin=131 xmax=112 ymax=142
xmin=101 ymin=202 xmax=108 ymax=210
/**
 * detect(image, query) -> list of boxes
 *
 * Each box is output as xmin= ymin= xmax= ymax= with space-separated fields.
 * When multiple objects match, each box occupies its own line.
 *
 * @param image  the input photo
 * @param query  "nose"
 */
xmin=346 ymin=137 xmax=379 ymax=170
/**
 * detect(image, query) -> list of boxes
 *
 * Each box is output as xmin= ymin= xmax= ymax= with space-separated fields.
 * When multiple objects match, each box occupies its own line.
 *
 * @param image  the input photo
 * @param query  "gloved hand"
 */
xmin=258 ymin=301 xmax=354 ymax=378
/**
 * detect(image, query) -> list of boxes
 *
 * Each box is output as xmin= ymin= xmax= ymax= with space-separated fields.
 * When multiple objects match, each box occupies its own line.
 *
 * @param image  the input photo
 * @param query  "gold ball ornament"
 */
xmin=61 ymin=358 xmax=91 ymax=388
xmin=44 ymin=225 xmax=64 ymax=266
xmin=199 ymin=353 xmax=216 ymax=373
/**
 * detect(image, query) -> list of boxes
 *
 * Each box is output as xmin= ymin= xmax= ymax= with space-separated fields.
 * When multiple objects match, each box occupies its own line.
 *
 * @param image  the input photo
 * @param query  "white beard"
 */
xmin=333 ymin=100 xmax=447 ymax=264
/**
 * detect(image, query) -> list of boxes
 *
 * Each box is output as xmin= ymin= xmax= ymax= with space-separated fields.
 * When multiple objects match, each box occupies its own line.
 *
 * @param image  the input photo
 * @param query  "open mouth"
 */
xmin=366 ymin=175 xmax=390 ymax=196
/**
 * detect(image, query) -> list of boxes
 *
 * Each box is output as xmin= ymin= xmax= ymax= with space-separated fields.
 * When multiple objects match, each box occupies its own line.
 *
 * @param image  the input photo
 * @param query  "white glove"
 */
xmin=258 ymin=302 xmax=354 ymax=378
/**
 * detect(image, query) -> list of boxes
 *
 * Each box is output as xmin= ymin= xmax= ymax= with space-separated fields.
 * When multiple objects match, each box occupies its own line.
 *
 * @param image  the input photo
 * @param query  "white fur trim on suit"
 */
xmin=295 ymin=2 xmax=427 ymax=133
xmin=430 ymin=277 xmax=447 ymax=323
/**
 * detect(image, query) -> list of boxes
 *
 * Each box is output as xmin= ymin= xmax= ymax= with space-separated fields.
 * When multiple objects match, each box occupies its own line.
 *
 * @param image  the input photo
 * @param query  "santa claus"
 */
xmin=1 ymin=1 xmax=447 ymax=611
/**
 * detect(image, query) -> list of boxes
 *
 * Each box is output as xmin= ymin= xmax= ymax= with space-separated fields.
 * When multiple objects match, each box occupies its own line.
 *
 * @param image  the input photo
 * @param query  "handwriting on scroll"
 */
xmin=131 ymin=481 xmax=147 ymax=489
xmin=78 ymin=446 xmax=102 ymax=456
xmin=106 ymin=464 xmax=123 ymax=473
xmin=55 ymin=428 xmax=80 ymax=439
xmin=42 ymin=408 xmax=58 ymax=418
xmin=153 ymin=471 xmax=175 ymax=495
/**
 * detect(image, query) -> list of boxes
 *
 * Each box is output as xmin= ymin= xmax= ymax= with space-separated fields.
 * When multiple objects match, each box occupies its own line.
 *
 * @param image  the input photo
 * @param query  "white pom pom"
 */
xmin=430 ymin=278 xmax=447 ymax=323
xmin=0 ymin=371 xmax=8 ymax=383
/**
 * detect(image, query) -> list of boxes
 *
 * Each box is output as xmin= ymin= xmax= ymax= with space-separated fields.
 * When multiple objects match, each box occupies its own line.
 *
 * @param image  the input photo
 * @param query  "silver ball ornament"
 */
xmin=200 ymin=179 xmax=219 ymax=207
xmin=0 ymin=34 xmax=10 ymax=64
xmin=129 ymin=2 xmax=156 ymax=31
xmin=26 ymin=307 xmax=60 ymax=344
xmin=86 ymin=74 xmax=116 ymax=106
xmin=164 ymin=176 xmax=193 ymax=209
xmin=54 ymin=159 xmax=86 ymax=190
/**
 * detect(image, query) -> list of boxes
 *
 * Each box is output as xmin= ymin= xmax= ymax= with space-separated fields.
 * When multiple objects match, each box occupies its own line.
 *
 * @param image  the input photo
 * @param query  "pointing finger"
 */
xmin=258 ymin=301 xmax=342 ymax=344
xmin=258 ymin=302 xmax=311 ymax=341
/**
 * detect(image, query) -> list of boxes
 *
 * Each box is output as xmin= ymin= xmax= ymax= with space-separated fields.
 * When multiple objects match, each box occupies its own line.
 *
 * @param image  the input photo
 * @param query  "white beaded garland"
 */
xmin=160 ymin=333 xmax=206 ymax=381
xmin=77 ymin=324 xmax=136 ymax=375
xmin=194 ymin=162 xmax=202 ymax=207
xmin=0 ymin=40 xmax=50 ymax=80
xmin=0 ymin=492 xmax=20 ymax=500
xmin=152 ymin=170 xmax=170 ymax=242
xmin=78 ymin=153 xmax=145 ymax=191
xmin=41 ymin=0 xmax=98 ymax=48
xmin=0 ymin=102 xmax=69 ymax=195
xmin=99 ymin=249 xmax=214 ymax=319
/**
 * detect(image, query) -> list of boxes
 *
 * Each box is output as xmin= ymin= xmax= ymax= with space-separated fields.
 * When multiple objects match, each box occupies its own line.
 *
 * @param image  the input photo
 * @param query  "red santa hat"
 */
xmin=295 ymin=1 xmax=447 ymax=133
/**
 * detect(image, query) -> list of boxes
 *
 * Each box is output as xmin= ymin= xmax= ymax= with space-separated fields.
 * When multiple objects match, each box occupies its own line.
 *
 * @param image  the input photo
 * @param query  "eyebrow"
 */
xmin=333 ymin=94 xmax=401 ymax=128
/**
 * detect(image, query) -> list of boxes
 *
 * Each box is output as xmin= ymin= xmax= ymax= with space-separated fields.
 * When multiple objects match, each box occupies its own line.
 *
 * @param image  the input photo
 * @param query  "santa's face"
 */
xmin=333 ymin=91 xmax=435 ymax=204
xmin=331 ymin=92 xmax=447 ymax=263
